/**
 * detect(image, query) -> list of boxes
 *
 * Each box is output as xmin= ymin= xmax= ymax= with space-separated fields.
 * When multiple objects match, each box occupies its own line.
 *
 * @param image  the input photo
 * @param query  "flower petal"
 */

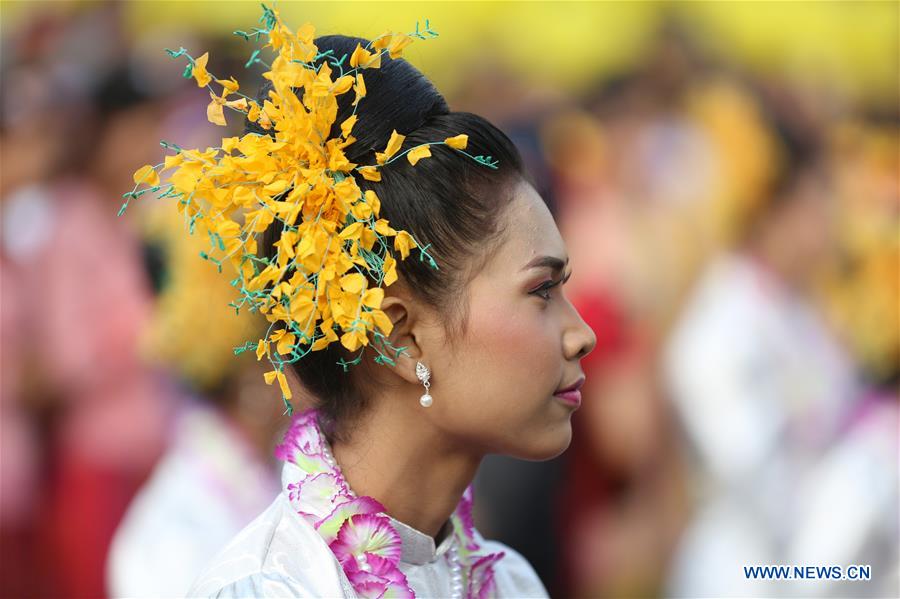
xmin=406 ymin=145 xmax=431 ymax=166
xmin=377 ymin=130 xmax=405 ymax=164
xmin=330 ymin=513 xmax=402 ymax=565
xmin=192 ymin=51 xmax=212 ymax=87
xmin=444 ymin=134 xmax=469 ymax=149
xmin=132 ymin=164 xmax=159 ymax=187
xmin=387 ymin=34 xmax=413 ymax=59
xmin=207 ymin=97 xmax=227 ymax=126
xmin=315 ymin=496 xmax=386 ymax=543
xmin=358 ymin=166 xmax=380 ymax=182
xmin=341 ymin=115 xmax=357 ymax=138
xmin=288 ymin=472 xmax=350 ymax=518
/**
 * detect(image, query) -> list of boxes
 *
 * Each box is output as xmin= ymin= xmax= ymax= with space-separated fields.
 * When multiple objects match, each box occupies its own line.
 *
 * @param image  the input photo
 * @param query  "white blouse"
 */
xmin=187 ymin=461 xmax=550 ymax=598
xmin=107 ymin=404 xmax=279 ymax=598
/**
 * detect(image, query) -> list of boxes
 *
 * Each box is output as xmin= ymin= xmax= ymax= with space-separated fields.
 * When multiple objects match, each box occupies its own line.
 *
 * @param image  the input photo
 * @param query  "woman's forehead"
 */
xmin=491 ymin=181 xmax=568 ymax=273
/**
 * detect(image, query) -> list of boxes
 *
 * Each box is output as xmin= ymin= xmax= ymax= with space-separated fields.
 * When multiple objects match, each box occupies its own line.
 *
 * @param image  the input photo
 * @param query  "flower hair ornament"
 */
xmin=121 ymin=3 xmax=499 ymax=416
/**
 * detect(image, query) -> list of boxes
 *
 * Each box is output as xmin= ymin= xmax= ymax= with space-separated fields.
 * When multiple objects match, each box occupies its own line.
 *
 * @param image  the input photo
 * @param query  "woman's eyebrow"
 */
xmin=521 ymin=255 xmax=569 ymax=273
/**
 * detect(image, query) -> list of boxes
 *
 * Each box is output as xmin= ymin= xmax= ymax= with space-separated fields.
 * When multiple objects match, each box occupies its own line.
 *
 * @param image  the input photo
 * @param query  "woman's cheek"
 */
xmin=471 ymin=297 xmax=557 ymax=389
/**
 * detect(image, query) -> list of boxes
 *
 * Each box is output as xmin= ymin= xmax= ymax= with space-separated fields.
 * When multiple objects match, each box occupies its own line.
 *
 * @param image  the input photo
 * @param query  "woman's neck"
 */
xmin=330 ymin=401 xmax=482 ymax=540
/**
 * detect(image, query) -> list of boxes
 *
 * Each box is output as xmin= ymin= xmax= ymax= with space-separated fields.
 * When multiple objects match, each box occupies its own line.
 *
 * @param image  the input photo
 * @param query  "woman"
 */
xmin=141 ymin=14 xmax=597 ymax=598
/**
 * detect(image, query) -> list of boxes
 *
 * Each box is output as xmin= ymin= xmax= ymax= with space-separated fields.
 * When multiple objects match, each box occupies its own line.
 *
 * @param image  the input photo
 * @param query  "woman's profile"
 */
xmin=128 ymin=8 xmax=596 ymax=598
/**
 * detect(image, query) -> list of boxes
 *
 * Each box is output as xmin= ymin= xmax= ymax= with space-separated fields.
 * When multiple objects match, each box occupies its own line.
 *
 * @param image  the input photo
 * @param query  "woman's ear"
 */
xmin=378 ymin=294 xmax=424 ymax=386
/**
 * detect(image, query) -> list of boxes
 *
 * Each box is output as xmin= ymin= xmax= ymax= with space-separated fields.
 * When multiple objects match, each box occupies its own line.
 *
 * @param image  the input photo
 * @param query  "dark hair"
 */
xmin=246 ymin=35 xmax=527 ymax=439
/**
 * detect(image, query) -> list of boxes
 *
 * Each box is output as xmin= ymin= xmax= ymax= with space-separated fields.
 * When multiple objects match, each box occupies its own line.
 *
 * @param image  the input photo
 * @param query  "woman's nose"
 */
xmin=566 ymin=304 xmax=597 ymax=361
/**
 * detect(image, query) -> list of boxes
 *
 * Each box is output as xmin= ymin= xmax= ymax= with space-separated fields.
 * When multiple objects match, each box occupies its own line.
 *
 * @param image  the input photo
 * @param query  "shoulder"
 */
xmin=186 ymin=493 xmax=347 ymax=598
xmin=474 ymin=532 xmax=550 ymax=599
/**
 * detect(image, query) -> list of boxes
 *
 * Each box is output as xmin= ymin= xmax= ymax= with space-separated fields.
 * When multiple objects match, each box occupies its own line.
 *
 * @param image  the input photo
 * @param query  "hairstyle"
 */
xmin=246 ymin=35 xmax=527 ymax=439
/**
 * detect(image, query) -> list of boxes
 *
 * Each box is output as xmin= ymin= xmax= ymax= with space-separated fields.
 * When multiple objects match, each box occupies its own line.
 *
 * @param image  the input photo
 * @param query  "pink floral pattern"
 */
xmin=275 ymin=408 xmax=506 ymax=598
xmin=467 ymin=552 xmax=505 ymax=599
xmin=286 ymin=472 xmax=348 ymax=519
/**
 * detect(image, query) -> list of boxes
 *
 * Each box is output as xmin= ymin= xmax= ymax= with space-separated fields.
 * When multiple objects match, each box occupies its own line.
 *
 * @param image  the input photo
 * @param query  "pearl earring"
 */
xmin=416 ymin=361 xmax=432 ymax=407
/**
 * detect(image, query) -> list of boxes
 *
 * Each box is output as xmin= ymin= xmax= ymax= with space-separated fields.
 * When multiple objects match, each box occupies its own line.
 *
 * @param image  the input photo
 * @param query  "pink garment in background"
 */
xmin=1 ymin=176 xmax=174 ymax=598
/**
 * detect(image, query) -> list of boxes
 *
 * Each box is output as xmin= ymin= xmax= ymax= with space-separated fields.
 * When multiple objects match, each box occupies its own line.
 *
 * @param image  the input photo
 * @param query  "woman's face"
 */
xmin=424 ymin=179 xmax=597 ymax=460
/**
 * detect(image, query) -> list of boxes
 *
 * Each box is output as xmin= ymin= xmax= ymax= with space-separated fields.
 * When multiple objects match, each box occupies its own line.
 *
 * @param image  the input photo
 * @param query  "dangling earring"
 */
xmin=416 ymin=361 xmax=433 ymax=407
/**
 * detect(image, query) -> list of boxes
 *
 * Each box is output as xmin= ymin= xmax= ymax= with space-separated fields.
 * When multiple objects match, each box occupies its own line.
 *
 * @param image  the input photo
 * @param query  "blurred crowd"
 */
xmin=1 ymin=3 xmax=897 ymax=599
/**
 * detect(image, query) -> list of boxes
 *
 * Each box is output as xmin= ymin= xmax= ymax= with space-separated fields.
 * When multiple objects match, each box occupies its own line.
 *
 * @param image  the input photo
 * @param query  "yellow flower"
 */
xmin=133 ymin=164 xmax=159 ymax=187
xmin=362 ymin=287 xmax=384 ymax=309
xmin=278 ymin=372 xmax=292 ymax=399
xmin=388 ymin=33 xmax=413 ymax=59
xmin=333 ymin=75 xmax=354 ymax=95
xmin=353 ymin=74 xmax=366 ymax=107
xmin=350 ymin=202 xmax=372 ymax=221
xmin=247 ymin=101 xmax=261 ymax=122
xmin=340 ymin=327 xmax=370 ymax=352
xmin=444 ymin=134 xmax=468 ymax=149
xmin=358 ymin=166 xmax=380 ymax=181
xmin=374 ymin=219 xmax=397 ymax=236
xmin=364 ymin=190 xmax=381 ymax=216
xmin=276 ymin=332 xmax=296 ymax=355
xmin=126 ymin=7 xmax=471 ymax=407
xmin=207 ymin=91 xmax=227 ymax=126
xmin=340 ymin=272 xmax=367 ymax=294
xmin=192 ymin=52 xmax=212 ymax=87
xmin=383 ymin=253 xmax=398 ymax=285
xmin=370 ymin=309 xmax=394 ymax=335
xmin=216 ymin=76 xmax=239 ymax=95
xmin=296 ymin=22 xmax=316 ymax=44
xmin=350 ymin=43 xmax=380 ymax=68
xmin=376 ymin=130 xmax=405 ymax=165
xmin=372 ymin=32 xmax=393 ymax=51
xmin=394 ymin=230 xmax=417 ymax=259
xmin=407 ymin=144 xmax=431 ymax=166
xmin=163 ymin=154 xmax=184 ymax=170
xmin=225 ymin=97 xmax=249 ymax=111
xmin=264 ymin=370 xmax=293 ymax=400
xmin=341 ymin=115 xmax=357 ymax=138
xmin=339 ymin=222 xmax=365 ymax=242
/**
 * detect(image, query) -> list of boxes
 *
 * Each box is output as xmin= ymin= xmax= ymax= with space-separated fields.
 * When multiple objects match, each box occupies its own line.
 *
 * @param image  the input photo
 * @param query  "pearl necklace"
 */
xmin=447 ymin=541 xmax=464 ymax=599
xmin=320 ymin=436 xmax=464 ymax=599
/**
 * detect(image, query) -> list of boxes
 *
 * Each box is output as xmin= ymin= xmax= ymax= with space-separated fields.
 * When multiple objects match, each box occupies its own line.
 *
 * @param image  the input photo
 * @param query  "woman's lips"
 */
xmin=553 ymin=389 xmax=582 ymax=407
xmin=554 ymin=375 xmax=585 ymax=407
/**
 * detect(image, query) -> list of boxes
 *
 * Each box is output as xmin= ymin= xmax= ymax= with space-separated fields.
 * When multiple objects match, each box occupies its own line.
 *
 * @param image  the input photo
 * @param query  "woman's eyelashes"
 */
xmin=531 ymin=270 xmax=572 ymax=301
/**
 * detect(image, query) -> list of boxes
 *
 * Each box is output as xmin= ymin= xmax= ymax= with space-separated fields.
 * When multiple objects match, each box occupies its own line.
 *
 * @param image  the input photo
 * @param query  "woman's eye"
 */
xmin=533 ymin=282 xmax=557 ymax=301
xmin=532 ymin=271 xmax=571 ymax=301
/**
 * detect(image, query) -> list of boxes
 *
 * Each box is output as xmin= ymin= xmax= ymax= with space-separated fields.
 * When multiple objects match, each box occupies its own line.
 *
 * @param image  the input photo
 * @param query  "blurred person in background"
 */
xmin=100 ymin=27 xmax=297 ymax=597
xmin=0 ymin=4 xmax=177 ymax=597
xmin=106 ymin=202 xmax=285 ymax=598
xmin=661 ymin=80 xmax=897 ymax=596
xmin=784 ymin=114 xmax=900 ymax=598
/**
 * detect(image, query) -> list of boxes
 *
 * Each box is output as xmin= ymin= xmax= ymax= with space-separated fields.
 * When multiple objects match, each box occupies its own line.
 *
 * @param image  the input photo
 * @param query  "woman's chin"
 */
xmin=511 ymin=419 xmax=573 ymax=462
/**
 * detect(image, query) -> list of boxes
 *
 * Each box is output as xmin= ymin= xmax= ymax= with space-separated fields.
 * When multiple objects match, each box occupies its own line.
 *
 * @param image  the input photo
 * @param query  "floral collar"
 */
xmin=274 ymin=408 xmax=505 ymax=598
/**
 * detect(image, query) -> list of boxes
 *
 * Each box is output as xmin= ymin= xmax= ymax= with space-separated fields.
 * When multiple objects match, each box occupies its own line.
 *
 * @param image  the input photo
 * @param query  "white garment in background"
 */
xmin=662 ymin=252 xmax=876 ymax=597
xmin=107 ymin=403 xmax=280 ymax=598
xmin=187 ymin=460 xmax=550 ymax=598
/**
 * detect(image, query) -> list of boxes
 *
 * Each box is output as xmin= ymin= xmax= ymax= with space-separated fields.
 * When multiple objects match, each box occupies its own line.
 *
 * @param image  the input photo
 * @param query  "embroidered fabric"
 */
xmin=186 ymin=410 xmax=550 ymax=598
